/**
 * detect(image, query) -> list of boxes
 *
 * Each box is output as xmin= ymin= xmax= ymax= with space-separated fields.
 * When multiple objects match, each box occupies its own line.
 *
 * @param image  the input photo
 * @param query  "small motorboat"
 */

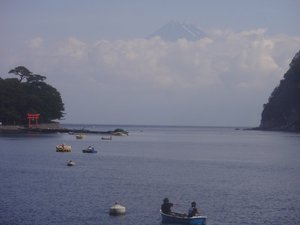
xmin=56 ymin=144 xmax=71 ymax=152
xmin=109 ymin=202 xmax=126 ymax=215
xmin=67 ymin=160 xmax=76 ymax=166
xmin=160 ymin=210 xmax=207 ymax=225
xmin=101 ymin=136 xmax=112 ymax=140
xmin=82 ymin=145 xmax=97 ymax=153
xmin=75 ymin=134 xmax=85 ymax=139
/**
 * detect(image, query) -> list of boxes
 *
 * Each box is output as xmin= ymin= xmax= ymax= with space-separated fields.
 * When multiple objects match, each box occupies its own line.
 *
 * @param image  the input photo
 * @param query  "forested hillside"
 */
xmin=259 ymin=50 xmax=300 ymax=132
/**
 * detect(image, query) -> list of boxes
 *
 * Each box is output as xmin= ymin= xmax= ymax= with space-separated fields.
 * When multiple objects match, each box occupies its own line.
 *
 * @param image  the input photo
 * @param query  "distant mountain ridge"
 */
xmin=148 ymin=21 xmax=206 ymax=42
xmin=259 ymin=50 xmax=300 ymax=132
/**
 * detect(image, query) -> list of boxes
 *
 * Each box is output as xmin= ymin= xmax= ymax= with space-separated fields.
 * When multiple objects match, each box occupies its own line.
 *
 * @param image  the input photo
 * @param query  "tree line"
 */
xmin=0 ymin=66 xmax=64 ymax=125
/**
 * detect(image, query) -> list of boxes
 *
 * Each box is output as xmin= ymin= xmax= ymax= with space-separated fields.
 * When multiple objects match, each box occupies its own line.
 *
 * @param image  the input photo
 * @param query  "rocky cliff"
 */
xmin=259 ymin=50 xmax=300 ymax=132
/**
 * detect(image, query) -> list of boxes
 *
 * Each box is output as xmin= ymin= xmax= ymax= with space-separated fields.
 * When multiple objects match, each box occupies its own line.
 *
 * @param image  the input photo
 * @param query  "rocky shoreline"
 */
xmin=250 ymin=126 xmax=300 ymax=133
xmin=0 ymin=123 xmax=127 ymax=135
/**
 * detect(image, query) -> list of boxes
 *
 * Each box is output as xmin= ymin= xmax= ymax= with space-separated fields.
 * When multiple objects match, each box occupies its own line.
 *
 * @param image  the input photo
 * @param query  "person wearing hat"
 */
xmin=161 ymin=198 xmax=174 ymax=214
xmin=188 ymin=201 xmax=199 ymax=217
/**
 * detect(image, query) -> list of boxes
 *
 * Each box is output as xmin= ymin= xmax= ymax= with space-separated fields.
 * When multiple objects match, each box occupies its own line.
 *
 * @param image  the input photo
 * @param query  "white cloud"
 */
xmin=28 ymin=37 xmax=44 ymax=48
xmin=3 ymin=30 xmax=300 ymax=125
xmin=23 ymin=30 xmax=299 ymax=92
xmin=57 ymin=37 xmax=88 ymax=60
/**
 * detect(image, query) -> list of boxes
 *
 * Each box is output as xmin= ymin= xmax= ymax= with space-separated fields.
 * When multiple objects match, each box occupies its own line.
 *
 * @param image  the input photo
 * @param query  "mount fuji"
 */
xmin=148 ymin=21 xmax=206 ymax=42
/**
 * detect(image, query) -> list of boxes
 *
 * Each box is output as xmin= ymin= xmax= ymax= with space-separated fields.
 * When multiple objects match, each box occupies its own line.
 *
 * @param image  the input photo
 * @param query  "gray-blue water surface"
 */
xmin=0 ymin=125 xmax=300 ymax=225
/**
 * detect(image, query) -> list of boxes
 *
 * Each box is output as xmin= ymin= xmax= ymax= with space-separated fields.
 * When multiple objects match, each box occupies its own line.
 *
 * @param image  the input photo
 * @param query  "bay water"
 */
xmin=0 ymin=125 xmax=300 ymax=225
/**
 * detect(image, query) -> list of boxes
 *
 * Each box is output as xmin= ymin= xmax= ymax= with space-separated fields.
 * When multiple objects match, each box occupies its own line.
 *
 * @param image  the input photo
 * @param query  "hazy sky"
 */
xmin=1 ymin=0 xmax=300 ymax=126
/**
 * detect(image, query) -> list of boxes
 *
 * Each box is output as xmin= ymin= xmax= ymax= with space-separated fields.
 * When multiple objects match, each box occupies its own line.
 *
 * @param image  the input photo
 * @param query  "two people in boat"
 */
xmin=161 ymin=198 xmax=199 ymax=217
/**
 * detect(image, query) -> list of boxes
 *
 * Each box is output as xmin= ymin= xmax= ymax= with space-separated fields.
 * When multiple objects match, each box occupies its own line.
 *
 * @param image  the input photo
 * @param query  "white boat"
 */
xmin=75 ymin=134 xmax=85 ymax=139
xmin=67 ymin=160 xmax=76 ymax=166
xmin=109 ymin=202 xmax=126 ymax=215
xmin=56 ymin=144 xmax=71 ymax=152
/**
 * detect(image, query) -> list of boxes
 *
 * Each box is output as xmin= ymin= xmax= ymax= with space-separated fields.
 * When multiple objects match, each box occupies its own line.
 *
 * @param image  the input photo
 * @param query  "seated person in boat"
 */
xmin=188 ymin=201 xmax=199 ymax=217
xmin=161 ymin=198 xmax=173 ymax=214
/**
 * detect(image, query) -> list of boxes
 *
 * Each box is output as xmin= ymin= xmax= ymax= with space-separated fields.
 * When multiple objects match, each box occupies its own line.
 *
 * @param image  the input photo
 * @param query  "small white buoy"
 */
xmin=109 ymin=202 xmax=126 ymax=215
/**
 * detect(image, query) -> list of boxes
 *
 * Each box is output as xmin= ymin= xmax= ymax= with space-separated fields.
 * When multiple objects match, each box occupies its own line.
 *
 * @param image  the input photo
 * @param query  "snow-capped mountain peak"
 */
xmin=148 ymin=21 xmax=206 ymax=42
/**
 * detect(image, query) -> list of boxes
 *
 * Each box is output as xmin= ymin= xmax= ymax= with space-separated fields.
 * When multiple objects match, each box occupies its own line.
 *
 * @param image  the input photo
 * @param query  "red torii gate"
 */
xmin=27 ymin=113 xmax=40 ymax=128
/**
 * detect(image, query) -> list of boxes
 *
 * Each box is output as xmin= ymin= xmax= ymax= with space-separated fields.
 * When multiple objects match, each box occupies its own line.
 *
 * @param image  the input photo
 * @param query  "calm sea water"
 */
xmin=0 ymin=125 xmax=300 ymax=225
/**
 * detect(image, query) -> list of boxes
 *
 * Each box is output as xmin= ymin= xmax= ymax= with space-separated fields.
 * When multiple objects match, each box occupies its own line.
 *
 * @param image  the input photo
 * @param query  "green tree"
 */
xmin=9 ymin=66 xmax=46 ymax=83
xmin=0 ymin=66 xmax=64 ymax=125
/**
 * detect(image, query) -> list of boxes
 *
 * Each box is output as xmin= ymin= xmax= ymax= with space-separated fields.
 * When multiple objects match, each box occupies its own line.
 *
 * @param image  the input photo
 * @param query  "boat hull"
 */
xmin=161 ymin=211 xmax=207 ymax=225
xmin=75 ymin=134 xmax=85 ymax=139
xmin=82 ymin=149 xmax=97 ymax=153
xmin=82 ymin=146 xmax=97 ymax=153
xmin=101 ymin=136 xmax=112 ymax=140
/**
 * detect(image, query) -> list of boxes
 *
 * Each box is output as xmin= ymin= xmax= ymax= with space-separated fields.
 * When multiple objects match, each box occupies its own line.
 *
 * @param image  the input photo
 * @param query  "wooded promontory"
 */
xmin=259 ymin=50 xmax=300 ymax=132
xmin=0 ymin=66 xmax=64 ymax=125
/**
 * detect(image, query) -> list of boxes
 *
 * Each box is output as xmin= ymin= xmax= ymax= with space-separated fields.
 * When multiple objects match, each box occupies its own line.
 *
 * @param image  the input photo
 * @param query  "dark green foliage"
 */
xmin=0 ymin=67 xmax=64 ymax=125
xmin=260 ymin=50 xmax=300 ymax=131
xmin=9 ymin=66 xmax=46 ymax=83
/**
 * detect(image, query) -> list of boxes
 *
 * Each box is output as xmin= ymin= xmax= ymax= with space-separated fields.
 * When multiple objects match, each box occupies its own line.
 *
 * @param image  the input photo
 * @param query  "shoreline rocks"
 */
xmin=0 ymin=123 xmax=128 ymax=135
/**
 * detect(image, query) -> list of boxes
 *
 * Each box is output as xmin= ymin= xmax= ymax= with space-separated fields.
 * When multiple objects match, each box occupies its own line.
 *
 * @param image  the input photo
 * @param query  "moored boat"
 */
xmin=67 ymin=160 xmax=76 ymax=166
xmin=75 ymin=134 xmax=85 ymax=139
xmin=101 ymin=136 xmax=112 ymax=140
xmin=56 ymin=144 xmax=71 ymax=152
xmin=160 ymin=210 xmax=207 ymax=225
xmin=82 ymin=145 xmax=97 ymax=153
